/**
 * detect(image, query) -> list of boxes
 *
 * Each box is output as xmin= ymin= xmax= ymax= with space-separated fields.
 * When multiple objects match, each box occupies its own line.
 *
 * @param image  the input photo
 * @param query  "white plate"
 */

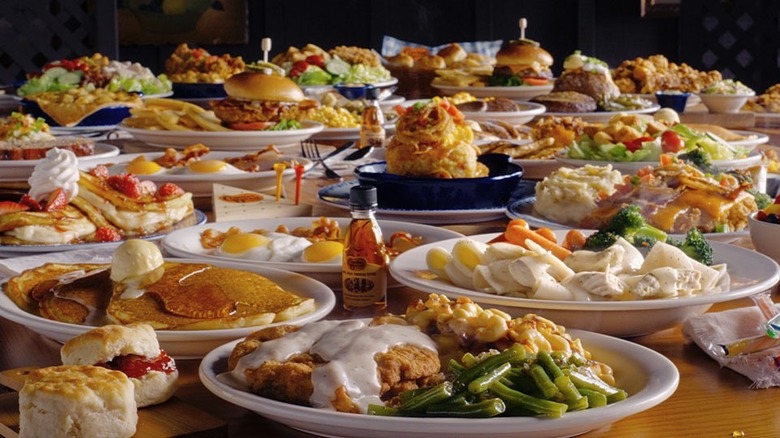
xmin=161 ymin=217 xmax=464 ymax=288
xmin=50 ymin=126 xmax=120 ymax=136
xmin=553 ymin=149 xmax=763 ymax=175
xmin=459 ymin=101 xmax=547 ymax=125
xmin=317 ymin=180 xmax=516 ymax=224
xmin=624 ymin=93 xmax=702 ymax=108
xmin=0 ymin=258 xmax=335 ymax=358
xmin=378 ymin=94 xmax=406 ymax=111
xmin=78 ymin=152 xmax=313 ymax=198
xmin=473 ymin=139 xmax=571 ymax=180
xmin=390 ymin=234 xmax=780 ymax=337
xmin=728 ymin=130 xmax=770 ymax=150
xmin=505 ymin=196 xmax=749 ymax=242
xmin=311 ymin=123 xmax=397 ymax=141
xmin=119 ymin=121 xmax=325 ymax=151
xmin=539 ymin=105 xmax=662 ymax=123
xmin=0 ymin=210 xmax=206 ymax=254
xmin=0 ymin=143 xmax=120 ymax=182
xmin=431 ymin=83 xmax=554 ymax=101
xmin=199 ymin=328 xmax=679 ymax=438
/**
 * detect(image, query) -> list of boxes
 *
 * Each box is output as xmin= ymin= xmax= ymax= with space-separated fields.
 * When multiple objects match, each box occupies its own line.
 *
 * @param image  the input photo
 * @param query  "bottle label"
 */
xmin=342 ymin=256 xmax=387 ymax=307
xmin=359 ymin=127 xmax=385 ymax=149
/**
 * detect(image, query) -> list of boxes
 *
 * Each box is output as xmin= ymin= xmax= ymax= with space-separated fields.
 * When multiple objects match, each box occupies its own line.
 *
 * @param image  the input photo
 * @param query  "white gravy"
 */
xmin=233 ymin=320 xmax=437 ymax=413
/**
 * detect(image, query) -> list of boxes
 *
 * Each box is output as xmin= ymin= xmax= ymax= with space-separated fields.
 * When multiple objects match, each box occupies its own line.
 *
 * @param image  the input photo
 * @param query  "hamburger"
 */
xmin=489 ymin=39 xmax=554 ymax=86
xmin=210 ymin=72 xmax=315 ymax=130
xmin=552 ymin=51 xmax=620 ymax=103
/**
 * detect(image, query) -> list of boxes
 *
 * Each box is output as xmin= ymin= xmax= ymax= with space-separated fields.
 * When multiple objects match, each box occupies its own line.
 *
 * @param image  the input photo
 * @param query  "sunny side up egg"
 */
xmin=184 ymin=159 xmax=244 ymax=175
xmin=215 ymin=232 xmax=344 ymax=264
xmin=125 ymin=158 xmax=164 ymax=175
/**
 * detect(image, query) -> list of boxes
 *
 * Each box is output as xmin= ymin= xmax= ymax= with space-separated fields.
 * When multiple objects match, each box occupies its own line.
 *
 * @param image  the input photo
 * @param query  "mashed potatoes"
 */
xmin=386 ymin=99 xmax=486 ymax=178
xmin=534 ymin=165 xmax=623 ymax=225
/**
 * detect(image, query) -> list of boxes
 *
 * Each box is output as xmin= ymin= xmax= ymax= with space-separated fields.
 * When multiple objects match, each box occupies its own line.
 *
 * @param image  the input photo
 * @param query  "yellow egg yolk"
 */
xmin=126 ymin=159 xmax=162 ymax=175
xmin=302 ymin=240 xmax=344 ymax=263
xmin=188 ymin=160 xmax=228 ymax=174
xmin=220 ymin=233 xmax=269 ymax=254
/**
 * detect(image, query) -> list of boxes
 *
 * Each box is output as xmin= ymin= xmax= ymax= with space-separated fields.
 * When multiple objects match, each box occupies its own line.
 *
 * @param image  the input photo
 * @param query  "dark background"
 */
xmin=0 ymin=0 xmax=778 ymax=92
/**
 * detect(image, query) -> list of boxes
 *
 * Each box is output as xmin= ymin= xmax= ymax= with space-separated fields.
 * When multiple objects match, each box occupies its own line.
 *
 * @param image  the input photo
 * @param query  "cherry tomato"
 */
xmin=290 ymin=60 xmax=310 ymax=78
xmin=774 ymin=194 xmax=780 ymax=204
xmin=661 ymin=130 xmax=684 ymax=153
xmin=623 ymin=136 xmax=653 ymax=152
xmin=305 ymin=55 xmax=325 ymax=68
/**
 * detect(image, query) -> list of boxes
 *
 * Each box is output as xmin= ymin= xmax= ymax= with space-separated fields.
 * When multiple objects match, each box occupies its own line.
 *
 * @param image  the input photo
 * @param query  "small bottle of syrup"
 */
xmin=359 ymin=85 xmax=386 ymax=149
xmin=342 ymin=185 xmax=388 ymax=313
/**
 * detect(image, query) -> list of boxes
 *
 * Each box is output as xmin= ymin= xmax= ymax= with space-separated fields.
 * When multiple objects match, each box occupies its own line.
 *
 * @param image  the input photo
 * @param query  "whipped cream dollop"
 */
xmin=27 ymin=147 xmax=80 ymax=202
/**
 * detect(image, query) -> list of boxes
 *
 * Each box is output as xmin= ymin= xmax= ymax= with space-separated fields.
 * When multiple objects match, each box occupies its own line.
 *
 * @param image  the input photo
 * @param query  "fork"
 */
xmin=300 ymin=139 xmax=342 ymax=179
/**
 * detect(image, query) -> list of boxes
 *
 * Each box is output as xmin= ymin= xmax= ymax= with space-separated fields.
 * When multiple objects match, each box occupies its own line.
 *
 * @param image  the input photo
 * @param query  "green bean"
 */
xmin=489 ymin=381 xmax=568 ymax=418
xmin=426 ymin=398 xmax=506 ymax=418
xmin=578 ymin=388 xmax=608 ymax=408
xmin=398 ymin=387 xmax=428 ymax=403
xmin=567 ymin=369 xmax=627 ymax=403
xmin=448 ymin=358 xmax=466 ymax=375
xmin=452 ymin=344 xmax=526 ymax=392
xmin=460 ymin=352 xmax=479 ymax=367
xmin=554 ymin=375 xmax=586 ymax=408
xmin=538 ymin=351 xmax=564 ymax=380
xmin=399 ymin=381 xmax=453 ymax=412
xmin=367 ymin=404 xmax=401 ymax=416
xmin=468 ymin=362 xmax=512 ymax=394
xmin=529 ymin=363 xmax=559 ymax=399
xmin=502 ymin=368 xmax=538 ymax=394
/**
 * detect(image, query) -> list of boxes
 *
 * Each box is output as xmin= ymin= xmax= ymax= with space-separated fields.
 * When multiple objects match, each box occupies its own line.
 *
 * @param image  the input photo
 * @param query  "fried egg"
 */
xmin=125 ymin=157 xmax=164 ymax=175
xmin=300 ymin=240 xmax=343 ymax=263
xmin=215 ymin=232 xmax=312 ymax=262
xmin=185 ymin=159 xmax=244 ymax=175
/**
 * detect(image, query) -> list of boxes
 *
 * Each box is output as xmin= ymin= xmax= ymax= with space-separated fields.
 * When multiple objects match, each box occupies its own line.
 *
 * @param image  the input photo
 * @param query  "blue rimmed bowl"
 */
xmin=354 ymin=153 xmax=524 ymax=210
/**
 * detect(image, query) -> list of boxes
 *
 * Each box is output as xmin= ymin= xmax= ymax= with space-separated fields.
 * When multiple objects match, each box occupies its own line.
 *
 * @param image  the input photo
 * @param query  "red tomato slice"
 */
xmin=623 ymin=136 xmax=653 ymax=152
xmin=229 ymin=121 xmax=274 ymax=130
xmin=661 ymin=130 xmax=684 ymax=153
xmin=522 ymin=77 xmax=549 ymax=86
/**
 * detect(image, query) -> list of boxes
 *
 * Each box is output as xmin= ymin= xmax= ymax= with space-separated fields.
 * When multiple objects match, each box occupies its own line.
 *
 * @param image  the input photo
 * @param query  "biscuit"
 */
xmin=19 ymin=365 xmax=137 ymax=438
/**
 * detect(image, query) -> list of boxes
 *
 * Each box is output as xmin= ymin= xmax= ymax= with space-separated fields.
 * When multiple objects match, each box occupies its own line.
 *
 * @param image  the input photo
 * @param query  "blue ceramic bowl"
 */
xmin=21 ymin=99 xmax=132 ymax=127
xmin=354 ymin=153 xmax=524 ymax=210
xmin=333 ymin=83 xmax=367 ymax=100
xmin=172 ymin=82 xmax=227 ymax=99
xmin=655 ymin=91 xmax=690 ymax=113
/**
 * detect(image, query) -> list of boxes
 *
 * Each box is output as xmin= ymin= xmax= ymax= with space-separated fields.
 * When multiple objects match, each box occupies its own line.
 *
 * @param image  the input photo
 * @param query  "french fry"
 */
xmin=154 ymin=110 xmax=190 ymax=131
xmin=189 ymin=111 xmax=231 ymax=131
xmin=144 ymin=97 xmax=206 ymax=114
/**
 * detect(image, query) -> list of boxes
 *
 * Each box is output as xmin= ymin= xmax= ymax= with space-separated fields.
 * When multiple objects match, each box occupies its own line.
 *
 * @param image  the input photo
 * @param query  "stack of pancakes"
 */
xmin=5 ymin=261 xmax=314 ymax=330
xmin=0 ymin=170 xmax=193 ymax=245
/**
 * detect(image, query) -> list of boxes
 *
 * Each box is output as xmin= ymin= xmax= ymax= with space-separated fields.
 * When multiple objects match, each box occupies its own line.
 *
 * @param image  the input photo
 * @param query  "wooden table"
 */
xmin=1 ymin=159 xmax=779 ymax=437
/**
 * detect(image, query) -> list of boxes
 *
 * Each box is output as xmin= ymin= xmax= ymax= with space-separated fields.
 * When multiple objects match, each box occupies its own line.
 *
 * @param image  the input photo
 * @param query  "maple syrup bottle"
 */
xmin=359 ymin=85 xmax=386 ymax=149
xmin=342 ymin=185 xmax=388 ymax=314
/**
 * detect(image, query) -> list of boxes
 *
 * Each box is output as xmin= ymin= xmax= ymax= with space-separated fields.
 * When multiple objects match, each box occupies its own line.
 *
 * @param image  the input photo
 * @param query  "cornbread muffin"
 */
xmin=534 ymin=164 xmax=623 ymax=225
xmin=19 ymin=365 xmax=137 ymax=438
xmin=61 ymin=323 xmax=179 ymax=407
xmin=387 ymin=99 xmax=486 ymax=178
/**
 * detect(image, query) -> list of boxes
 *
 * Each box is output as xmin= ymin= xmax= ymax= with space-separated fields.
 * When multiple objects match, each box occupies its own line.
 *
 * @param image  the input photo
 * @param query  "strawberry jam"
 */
xmin=100 ymin=350 xmax=176 ymax=379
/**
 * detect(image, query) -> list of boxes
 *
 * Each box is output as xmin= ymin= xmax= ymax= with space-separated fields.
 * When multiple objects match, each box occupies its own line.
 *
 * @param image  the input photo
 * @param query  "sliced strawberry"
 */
xmin=90 ymin=165 xmax=110 ymax=179
xmin=94 ymin=226 xmax=122 ymax=242
xmin=19 ymin=195 xmax=42 ymax=211
xmin=107 ymin=174 xmax=143 ymax=198
xmin=43 ymin=188 xmax=68 ymax=212
xmin=156 ymin=182 xmax=184 ymax=199
xmin=0 ymin=201 xmax=30 ymax=215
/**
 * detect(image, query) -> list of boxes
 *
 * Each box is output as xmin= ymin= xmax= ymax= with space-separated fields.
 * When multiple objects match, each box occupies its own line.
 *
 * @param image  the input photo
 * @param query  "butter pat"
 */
xmin=212 ymin=183 xmax=312 ymax=222
xmin=111 ymin=239 xmax=164 ymax=282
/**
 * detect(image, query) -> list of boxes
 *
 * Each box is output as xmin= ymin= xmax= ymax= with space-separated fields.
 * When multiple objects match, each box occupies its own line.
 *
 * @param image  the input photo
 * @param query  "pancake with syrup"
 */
xmin=109 ymin=262 xmax=314 ymax=330
xmin=3 ymin=262 xmax=315 ymax=330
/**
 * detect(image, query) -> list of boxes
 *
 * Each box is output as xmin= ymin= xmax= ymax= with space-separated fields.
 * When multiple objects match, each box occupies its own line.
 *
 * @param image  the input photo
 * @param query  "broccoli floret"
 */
xmin=748 ymin=189 xmax=772 ymax=210
xmin=604 ymin=205 xmax=668 ymax=244
xmin=678 ymin=148 xmax=715 ymax=173
xmin=582 ymin=230 xmax=620 ymax=251
xmin=632 ymin=235 xmax=658 ymax=248
xmin=668 ymin=228 xmax=714 ymax=265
